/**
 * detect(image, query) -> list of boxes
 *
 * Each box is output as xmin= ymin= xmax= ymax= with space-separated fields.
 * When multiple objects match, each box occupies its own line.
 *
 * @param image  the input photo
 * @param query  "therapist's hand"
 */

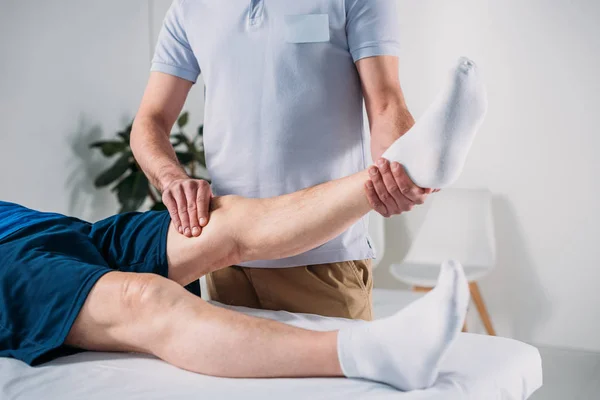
xmin=365 ymin=158 xmax=433 ymax=218
xmin=162 ymin=178 xmax=212 ymax=238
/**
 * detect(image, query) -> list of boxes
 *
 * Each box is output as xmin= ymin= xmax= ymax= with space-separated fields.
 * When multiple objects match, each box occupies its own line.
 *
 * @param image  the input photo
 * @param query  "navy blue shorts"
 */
xmin=0 ymin=208 xmax=172 ymax=365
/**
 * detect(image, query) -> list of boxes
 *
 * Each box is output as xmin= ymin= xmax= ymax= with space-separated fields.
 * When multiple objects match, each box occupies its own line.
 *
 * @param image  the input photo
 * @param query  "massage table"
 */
xmin=0 ymin=290 xmax=542 ymax=399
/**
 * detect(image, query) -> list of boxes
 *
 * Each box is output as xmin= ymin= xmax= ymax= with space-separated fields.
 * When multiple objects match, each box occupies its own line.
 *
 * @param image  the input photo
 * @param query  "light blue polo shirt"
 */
xmin=152 ymin=0 xmax=401 ymax=268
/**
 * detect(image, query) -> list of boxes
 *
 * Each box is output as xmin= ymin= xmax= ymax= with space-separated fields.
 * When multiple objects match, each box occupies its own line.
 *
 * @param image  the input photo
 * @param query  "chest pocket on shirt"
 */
xmin=284 ymin=14 xmax=330 ymax=43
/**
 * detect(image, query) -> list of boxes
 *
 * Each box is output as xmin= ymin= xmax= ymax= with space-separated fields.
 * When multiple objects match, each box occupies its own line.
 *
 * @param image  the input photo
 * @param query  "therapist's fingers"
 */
xmin=377 ymin=159 xmax=415 ymax=215
xmin=370 ymin=165 xmax=400 ymax=216
xmin=172 ymin=186 xmax=192 ymax=237
xmin=365 ymin=171 xmax=389 ymax=217
xmin=163 ymin=192 xmax=182 ymax=234
xmin=183 ymin=182 xmax=202 ymax=237
xmin=196 ymin=180 xmax=212 ymax=229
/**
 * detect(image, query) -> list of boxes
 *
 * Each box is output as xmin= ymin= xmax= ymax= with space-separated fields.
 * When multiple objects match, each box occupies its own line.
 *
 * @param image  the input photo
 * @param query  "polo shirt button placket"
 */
xmin=247 ymin=0 xmax=265 ymax=29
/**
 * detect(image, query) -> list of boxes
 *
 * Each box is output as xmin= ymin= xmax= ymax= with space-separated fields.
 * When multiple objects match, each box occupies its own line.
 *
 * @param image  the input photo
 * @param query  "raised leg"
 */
xmin=166 ymin=171 xmax=374 ymax=286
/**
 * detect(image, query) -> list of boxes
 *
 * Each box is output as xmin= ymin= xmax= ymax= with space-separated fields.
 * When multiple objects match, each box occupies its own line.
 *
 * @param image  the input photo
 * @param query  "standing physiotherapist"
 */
xmin=131 ymin=0 xmax=431 ymax=320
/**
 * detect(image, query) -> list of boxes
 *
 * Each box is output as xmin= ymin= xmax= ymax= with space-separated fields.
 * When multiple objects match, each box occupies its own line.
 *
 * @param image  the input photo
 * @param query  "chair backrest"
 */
xmin=403 ymin=188 xmax=496 ymax=269
xmin=367 ymin=211 xmax=385 ymax=268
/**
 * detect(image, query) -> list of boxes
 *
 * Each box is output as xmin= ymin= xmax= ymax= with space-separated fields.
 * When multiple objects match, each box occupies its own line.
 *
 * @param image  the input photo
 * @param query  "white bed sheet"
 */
xmin=0 ymin=302 xmax=542 ymax=400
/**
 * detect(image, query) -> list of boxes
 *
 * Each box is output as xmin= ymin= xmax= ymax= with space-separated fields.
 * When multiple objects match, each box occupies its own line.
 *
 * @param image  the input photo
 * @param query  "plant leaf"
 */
xmin=94 ymin=153 xmax=133 ymax=188
xmin=90 ymin=141 xmax=109 ymax=148
xmin=117 ymin=122 xmax=134 ymax=143
xmin=115 ymin=171 xmax=149 ymax=213
xmin=117 ymin=131 xmax=129 ymax=143
xmin=90 ymin=140 xmax=128 ymax=157
xmin=170 ymin=138 xmax=184 ymax=147
xmin=176 ymin=151 xmax=194 ymax=165
xmin=150 ymin=202 xmax=168 ymax=211
xmin=177 ymin=112 xmax=189 ymax=128
xmin=170 ymin=132 xmax=189 ymax=148
xmin=197 ymin=125 xmax=204 ymax=137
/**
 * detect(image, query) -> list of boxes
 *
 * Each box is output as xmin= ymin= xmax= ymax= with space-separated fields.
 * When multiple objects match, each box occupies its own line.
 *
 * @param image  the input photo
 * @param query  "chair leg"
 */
xmin=469 ymin=282 xmax=496 ymax=336
xmin=462 ymin=320 xmax=468 ymax=332
xmin=413 ymin=286 xmax=432 ymax=293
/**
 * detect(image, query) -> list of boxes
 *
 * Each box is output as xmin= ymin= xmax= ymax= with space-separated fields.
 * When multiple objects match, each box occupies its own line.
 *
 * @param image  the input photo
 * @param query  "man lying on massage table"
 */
xmin=0 ymin=58 xmax=485 ymax=392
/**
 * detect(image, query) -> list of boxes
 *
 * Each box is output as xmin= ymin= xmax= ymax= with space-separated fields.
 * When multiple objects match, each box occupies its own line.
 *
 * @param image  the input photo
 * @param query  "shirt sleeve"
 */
xmin=151 ymin=0 xmax=201 ymax=83
xmin=345 ymin=0 xmax=401 ymax=62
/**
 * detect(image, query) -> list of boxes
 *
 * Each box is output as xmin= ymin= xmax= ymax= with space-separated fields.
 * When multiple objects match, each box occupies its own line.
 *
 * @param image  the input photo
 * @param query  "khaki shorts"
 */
xmin=206 ymin=260 xmax=373 ymax=320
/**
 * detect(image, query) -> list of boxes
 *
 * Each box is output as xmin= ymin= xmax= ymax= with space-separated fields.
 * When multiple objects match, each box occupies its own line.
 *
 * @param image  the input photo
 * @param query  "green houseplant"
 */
xmin=90 ymin=112 xmax=209 ymax=213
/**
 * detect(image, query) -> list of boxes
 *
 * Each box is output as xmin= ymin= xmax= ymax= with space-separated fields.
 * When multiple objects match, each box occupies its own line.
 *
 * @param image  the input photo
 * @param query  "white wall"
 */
xmin=1 ymin=0 xmax=144 ymax=220
xmin=374 ymin=0 xmax=600 ymax=352
xmin=0 ymin=0 xmax=203 ymax=222
xmin=1 ymin=0 xmax=599 ymax=352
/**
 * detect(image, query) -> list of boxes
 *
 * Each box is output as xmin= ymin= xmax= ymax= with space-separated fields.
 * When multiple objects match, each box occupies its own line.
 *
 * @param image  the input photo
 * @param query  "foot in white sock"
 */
xmin=382 ymin=57 xmax=488 ymax=189
xmin=337 ymin=259 xmax=470 ymax=391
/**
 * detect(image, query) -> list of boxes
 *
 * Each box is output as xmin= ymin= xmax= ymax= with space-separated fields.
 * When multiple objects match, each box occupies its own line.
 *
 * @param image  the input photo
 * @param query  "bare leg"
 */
xmin=66 ymin=261 xmax=469 ymax=391
xmin=168 ymin=170 xmax=373 ymax=285
xmin=66 ymin=272 xmax=342 ymax=378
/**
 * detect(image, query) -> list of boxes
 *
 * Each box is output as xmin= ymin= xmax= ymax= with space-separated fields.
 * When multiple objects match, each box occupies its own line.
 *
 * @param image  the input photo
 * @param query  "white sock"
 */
xmin=382 ymin=57 xmax=488 ymax=188
xmin=337 ymin=260 xmax=469 ymax=391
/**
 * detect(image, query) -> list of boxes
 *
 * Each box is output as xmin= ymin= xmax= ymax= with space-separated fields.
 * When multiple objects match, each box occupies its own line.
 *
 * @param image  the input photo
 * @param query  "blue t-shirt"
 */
xmin=0 ymin=202 xmax=65 ymax=242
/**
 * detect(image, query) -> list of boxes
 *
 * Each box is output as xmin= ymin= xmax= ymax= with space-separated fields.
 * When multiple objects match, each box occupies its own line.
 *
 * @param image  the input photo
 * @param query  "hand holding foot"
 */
xmin=365 ymin=159 xmax=432 ymax=217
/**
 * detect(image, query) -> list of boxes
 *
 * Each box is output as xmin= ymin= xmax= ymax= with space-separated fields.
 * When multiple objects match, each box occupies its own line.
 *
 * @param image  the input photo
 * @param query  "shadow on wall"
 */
xmin=65 ymin=116 xmax=117 ymax=222
xmin=480 ymin=195 xmax=553 ymax=341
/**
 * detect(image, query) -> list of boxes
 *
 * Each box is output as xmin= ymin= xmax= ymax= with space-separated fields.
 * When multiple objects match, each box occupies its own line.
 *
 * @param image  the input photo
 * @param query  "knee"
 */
xmin=114 ymin=274 xmax=198 ymax=356
xmin=119 ymin=274 xmax=179 ymax=316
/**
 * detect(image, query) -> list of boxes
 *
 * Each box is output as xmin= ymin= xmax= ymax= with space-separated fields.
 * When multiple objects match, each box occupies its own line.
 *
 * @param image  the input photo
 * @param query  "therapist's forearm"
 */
xmin=368 ymin=93 xmax=415 ymax=160
xmin=131 ymin=116 xmax=188 ymax=192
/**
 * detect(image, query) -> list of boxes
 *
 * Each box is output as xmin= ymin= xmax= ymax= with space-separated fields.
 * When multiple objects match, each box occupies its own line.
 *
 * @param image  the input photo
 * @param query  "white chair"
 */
xmin=390 ymin=188 xmax=497 ymax=335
